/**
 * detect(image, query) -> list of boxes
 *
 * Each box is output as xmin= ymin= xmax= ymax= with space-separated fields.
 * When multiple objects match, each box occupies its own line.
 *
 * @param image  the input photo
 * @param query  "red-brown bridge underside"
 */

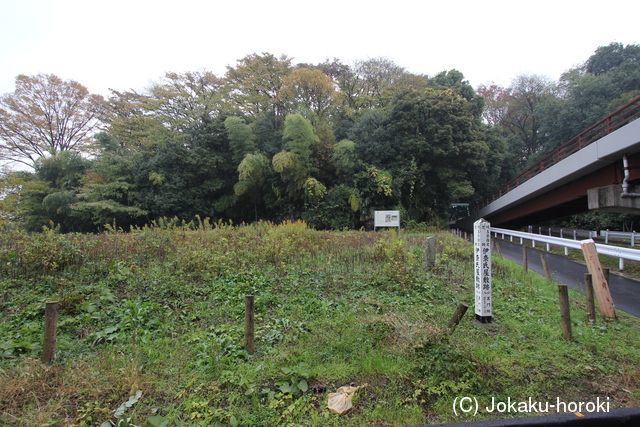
xmin=485 ymin=153 xmax=640 ymax=229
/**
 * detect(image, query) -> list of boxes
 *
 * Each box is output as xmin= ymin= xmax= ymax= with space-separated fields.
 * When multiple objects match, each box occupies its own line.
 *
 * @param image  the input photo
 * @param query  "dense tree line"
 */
xmin=1 ymin=43 xmax=640 ymax=232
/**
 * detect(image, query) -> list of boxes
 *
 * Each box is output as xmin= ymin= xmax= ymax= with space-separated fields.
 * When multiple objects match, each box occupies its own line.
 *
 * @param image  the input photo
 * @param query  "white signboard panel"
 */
xmin=374 ymin=211 xmax=400 ymax=228
xmin=474 ymin=218 xmax=492 ymax=323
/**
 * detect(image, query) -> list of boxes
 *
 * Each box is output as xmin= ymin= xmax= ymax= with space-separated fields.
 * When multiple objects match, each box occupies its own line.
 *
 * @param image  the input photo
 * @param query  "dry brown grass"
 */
xmin=0 ymin=351 xmax=149 ymax=426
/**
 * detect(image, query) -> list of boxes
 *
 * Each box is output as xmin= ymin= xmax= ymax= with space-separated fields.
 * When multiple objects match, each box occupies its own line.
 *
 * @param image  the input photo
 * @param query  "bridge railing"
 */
xmin=473 ymin=94 xmax=640 ymax=212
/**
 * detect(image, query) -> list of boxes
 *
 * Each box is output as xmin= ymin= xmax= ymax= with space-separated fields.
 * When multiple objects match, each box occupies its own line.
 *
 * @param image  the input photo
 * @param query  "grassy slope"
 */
xmin=1 ymin=222 xmax=639 ymax=427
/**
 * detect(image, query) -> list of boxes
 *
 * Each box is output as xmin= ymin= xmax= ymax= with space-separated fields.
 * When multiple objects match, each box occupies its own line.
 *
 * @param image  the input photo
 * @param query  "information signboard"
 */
xmin=374 ymin=210 xmax=400 ymax=232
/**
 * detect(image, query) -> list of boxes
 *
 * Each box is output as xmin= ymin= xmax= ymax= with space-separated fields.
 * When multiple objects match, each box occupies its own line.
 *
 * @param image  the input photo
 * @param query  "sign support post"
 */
xmin=474 ymin=219 xmax=492 ymax=323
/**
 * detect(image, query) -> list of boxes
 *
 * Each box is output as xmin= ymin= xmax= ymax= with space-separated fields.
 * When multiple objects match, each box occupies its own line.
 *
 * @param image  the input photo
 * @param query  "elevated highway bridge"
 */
xmin=453 ymin=95 xmax=640 ymax=232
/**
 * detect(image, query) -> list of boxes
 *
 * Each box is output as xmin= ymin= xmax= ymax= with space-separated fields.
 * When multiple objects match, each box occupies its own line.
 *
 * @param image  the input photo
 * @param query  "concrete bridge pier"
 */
xmin=588 ymin=184 xmax=640 ymax=213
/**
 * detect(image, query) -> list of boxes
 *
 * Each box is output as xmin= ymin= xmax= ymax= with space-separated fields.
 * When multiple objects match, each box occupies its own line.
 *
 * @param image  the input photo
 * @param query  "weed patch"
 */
xmin=1 ymin=223 xmax=640 ymax=426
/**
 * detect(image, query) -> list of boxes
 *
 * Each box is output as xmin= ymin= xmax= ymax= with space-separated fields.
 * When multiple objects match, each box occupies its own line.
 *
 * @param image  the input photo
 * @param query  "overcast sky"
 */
xmin=1 ymin=0 xmax=638 ymax=98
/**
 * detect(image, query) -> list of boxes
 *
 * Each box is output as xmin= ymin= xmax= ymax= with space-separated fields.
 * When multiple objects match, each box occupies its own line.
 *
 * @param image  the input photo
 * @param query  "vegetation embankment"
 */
xmin=1 ymin=221 xmax=640 ymax=426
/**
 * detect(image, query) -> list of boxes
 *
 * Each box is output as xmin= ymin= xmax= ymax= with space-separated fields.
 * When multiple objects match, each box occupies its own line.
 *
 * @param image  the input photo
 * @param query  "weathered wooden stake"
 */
xmin=42 ymin=301 xmax=58 ymax=364
xmin=522 ymin=246 xmax=528 ymax=272
xmin=580 ymin=239 xmax=617 ymax=319
xmin=557 ymin=284 xmax=572 ymax=340
xmin=447 ymin=303 xmax=469 ymax=333
xmin=495 ymin=241 xmax=503 ymax=258
xmin=584 ymin=273 xmax=596 ymax=323
xmin=540 ymin=253 xmax=552 ymax=281
xmin=244 ymin=295 xmax=255 ymax=355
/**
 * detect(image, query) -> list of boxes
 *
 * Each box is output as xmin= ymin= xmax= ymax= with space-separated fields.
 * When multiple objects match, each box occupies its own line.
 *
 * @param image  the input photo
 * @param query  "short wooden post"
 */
xmin=244 ymin=295 xmax=255 ymax=355
xmin=557 ymin=285 xmax=572 ymax=340
xmin=584 ymin=273 xmax=596 ymax=323
xmin=522 ymin=246 xmax=528 ymax=272
xmin=540 ymin=253 xmax=552 ymax=281
xmin=580 ymin=239 xmax=617 ymax=319
xmin=447 ymin=303 xmax=469 ymax=332
xmin=42 ymin=301 xmax=58 ymax=364
xmin=495 ymin=241 xmax=503 ymax=258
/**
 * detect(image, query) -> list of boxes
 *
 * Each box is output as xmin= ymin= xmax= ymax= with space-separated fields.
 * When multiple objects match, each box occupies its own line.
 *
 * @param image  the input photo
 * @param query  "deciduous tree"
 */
xmin=0 ymin=74 xmax=105 ymax=168
xmin=224 ymin=53 xmax=292 ymax=121
xmin=147 ymin=71 xmax=225 ymax=132
xmin=278 ymin=68 xmax=339 ymax=119
xmin=501 ymin=74 xmax=556 ymax=165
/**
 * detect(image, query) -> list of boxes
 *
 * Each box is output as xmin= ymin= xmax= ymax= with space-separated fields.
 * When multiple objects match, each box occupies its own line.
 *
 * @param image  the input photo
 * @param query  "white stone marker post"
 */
xmin=474 ymin=218 xmax=492 ymax=323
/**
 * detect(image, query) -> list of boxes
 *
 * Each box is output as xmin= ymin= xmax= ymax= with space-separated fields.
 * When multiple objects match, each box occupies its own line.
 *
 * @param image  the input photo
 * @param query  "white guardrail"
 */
xmin=600 ymin=230 xmax=639 ymax=245
xmin=491 ymin=227 xmax=640 ymax=270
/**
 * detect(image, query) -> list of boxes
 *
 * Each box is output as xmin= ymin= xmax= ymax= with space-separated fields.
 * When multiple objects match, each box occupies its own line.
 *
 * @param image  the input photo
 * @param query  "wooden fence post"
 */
xmin=584 ymin=273 xmax=596 ymax=323
xmin=580 ymin=240 xmax=617 ymax=319
xmin=540 ymin=253 xmax=552 ymax=281
xmin=42 ymin=301 xmax=58 ymax=364
xmin=447 ymin=303 xmax=469 ymax=333
xmin=495 ymin=241 xmax=503 ymax=258
xmin=557 ymin=285 xmax=572 ymax=340
xmin=244 ymin=295 xmax=255 ymax=355
xmin=522 ymin=246 xmax=528 ymax=272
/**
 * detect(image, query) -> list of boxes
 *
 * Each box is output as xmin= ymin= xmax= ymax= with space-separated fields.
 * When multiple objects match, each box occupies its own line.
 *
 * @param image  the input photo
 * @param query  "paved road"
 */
xmin=495 ymin=239 xmax=640 ymax=318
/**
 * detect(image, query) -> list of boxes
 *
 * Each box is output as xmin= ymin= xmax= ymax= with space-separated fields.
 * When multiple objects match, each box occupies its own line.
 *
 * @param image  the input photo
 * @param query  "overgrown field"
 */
xmin=1 ymin=221 xmax=640 ymax=427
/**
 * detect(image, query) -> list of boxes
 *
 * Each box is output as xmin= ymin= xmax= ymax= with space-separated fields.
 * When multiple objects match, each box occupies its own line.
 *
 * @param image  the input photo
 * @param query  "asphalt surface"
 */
xmin=495 ymin=239 xmax=640 ymax=318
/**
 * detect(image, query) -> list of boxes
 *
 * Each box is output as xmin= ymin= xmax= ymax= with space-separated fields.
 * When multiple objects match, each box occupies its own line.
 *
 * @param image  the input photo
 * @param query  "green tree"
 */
xmin=585 ymin=42 xmax=640 ymax=76
xmin=500 ymin=74 xmax=556 ymax=166
xmin=278 ymin=68 xmax=339 ymax=120
xmin=3 ymin=151 xmax=95 ymax=232
xmin=385 ymin=87 xmax=488 ymax=220
xmin=224 ymin=116 xmax=257 ymax=165
xmin=224 ymin=53 xmax=292 ymax=121
xmin=429 ymin=69 xmax=484 ymax=119
xmin=71 ymin=133 xmax=147 ymax=229
xmin=332 ymin=139 xmax=358 ymax=181
xmin=282 ymin=113 xmax=319 ymax=170
xmin=352 ymin=57 xmax=408 ymax=110
xmin=234 ymin=152 xmax=272 ymax=221
xmin=537 ymin=43 xmax=640 ymax=159
xmin=0 ymin=74 xmax=105 ymax=168
xmin=103 ymin=89 xmax=177 ymax=151
xmin=272 ymin=151 xmax=307 ymax=198
xmin=0 ymin=171 xmax=50 ymax=229
xmin=134 ymin=130 xmax=234 ymax=221
xmin=303 ymin=184 xmax=358 ymax=230
xmin=348 ymin=109 xmax=394 ymax=167
xmin=36 ymin=151 xmax=92 ymax=231
xmin=146 ymin=71 xmax=225 ymax=132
